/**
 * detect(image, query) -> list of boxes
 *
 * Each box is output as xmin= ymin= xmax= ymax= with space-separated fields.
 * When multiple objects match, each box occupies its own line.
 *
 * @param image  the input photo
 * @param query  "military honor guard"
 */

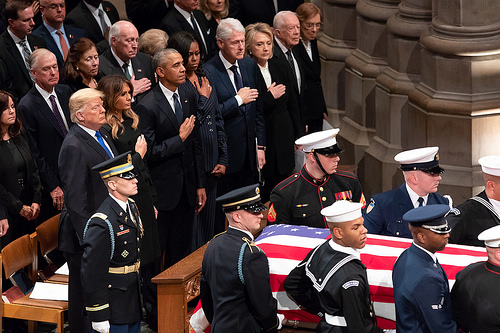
xmin=451 ymin=225 xmax=500 ymax=332
xmin=81 ymin=152 xmax=143 ymax=333
xmin=364 ymin=146 xmax=450 ymax=238
xmin=200 ymin=184 xmax=283 ymax=333
xmin=284 ymin=200 xmax=383 ymax=333
xmin=448 ymin=155 xmax=500 ymax=246
xmin=268 ymin=128 xmax=365 ymax=228
xmin=392 ymin=204 xmax=457 ymax=332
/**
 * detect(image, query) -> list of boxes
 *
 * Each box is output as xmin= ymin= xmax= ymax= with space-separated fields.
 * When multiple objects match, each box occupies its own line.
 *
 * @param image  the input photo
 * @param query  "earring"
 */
xmin=76 ymin=67 xmax=80 ymax=71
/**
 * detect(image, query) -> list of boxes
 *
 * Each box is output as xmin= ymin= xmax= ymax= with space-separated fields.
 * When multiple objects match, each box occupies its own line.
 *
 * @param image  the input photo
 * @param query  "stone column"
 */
xmin=362 ymin=0 xmax=432 ymax=197
xmin=408 ymin=0 xmax=500 ymax=203
xmin=316 ymin=0 xmax=358 ymax=127
xmin=341 ymin=0 xmax=399 ymax=167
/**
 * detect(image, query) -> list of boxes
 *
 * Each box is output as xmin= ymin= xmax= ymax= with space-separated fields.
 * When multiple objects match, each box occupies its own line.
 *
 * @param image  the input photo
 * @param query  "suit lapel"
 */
xmin=214 ymin=56 xmax=237 ymax=95
xmin=153 ymin=86 xmax=179 ymax=130
xmin=3 ymin=33 xmax=31 ymax=82
xmin=55 ymin=85 xmax=72 ymax=126
xmin=38 ymin=25 xmax=64 ymax=64
xmin=74 ymin=125 xmax=112 ymax=160
xmin=33 ymin=89 xmax=67 ymax=138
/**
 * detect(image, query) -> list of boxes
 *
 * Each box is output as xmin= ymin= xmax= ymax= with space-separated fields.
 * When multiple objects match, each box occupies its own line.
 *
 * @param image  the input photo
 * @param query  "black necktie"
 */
xmin=418 ymin=197 xmax=424 ymax=207
xmin=190 ymin=13 xmax=207 ymax=54
xmin=286 ymin=49 xmax=296 ymax=78
xmin=122 ymin=63 xmax=131 ymax=80
xmin=229 ymin=65 xmax=243 ymax=91
xmin=173 ymin=93 xmax=183 ymax=126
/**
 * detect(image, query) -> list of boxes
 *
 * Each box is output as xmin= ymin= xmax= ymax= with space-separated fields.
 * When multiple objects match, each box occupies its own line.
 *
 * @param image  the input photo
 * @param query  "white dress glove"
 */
xmin=92 ymin=320 xmax=110 ymax=333
xmin=277 ymin=313 xmax=285 ymax=330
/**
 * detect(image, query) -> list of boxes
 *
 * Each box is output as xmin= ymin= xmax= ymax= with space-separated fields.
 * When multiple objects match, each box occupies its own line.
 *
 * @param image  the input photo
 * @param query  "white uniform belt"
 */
xmin=108 ymin=261 xmax=140 ymax=274
xmin=325 ymin=314 xmax=347 ymax=327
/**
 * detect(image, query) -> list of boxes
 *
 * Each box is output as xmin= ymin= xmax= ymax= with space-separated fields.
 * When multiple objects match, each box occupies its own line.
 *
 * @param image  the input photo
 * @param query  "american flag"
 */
xmin=191 ymin=224 xmax=487 ymax=331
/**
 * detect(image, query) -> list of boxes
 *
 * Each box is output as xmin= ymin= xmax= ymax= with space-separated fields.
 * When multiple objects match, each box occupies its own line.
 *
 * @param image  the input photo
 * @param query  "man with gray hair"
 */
xmin=273 ymin=10 xmax=305 ymax=126
xmin=18 ymin=48 xmax=73 ymax=223
xmin=58 ymin=88 xmax=118 ymax=333
xmin=99 ymin=20 xmax=154 ymax=105
xmin=204 ymin=17 xmax=265 ymax=233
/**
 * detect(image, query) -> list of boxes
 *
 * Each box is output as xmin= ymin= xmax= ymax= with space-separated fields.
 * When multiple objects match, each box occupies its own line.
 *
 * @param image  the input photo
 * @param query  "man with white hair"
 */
xmin=18 ymin=49 xmax=72 ymax=222
xmin=268 ymin=129 xmax=365 ymax=228
xmin=363 ymin=147 xmax=450 ymax=238
xmin=284 ymin=200 xmax=383 ymax=333
xmin=98 ymin=20 xmax=154 ymax=104
xmin=451 ymin=225 xmax=500 ymax=331
xmin=448 ymin=155 xmax=500 ymax=246
xmin=58 ymin=88 xmax=118 ymax=333
xmin=204 ymin=17 xmax=265 ymax=233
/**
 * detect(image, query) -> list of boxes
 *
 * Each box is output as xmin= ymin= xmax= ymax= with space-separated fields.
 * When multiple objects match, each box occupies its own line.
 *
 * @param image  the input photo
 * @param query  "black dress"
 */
xmin=0 ymin=132 xmax=42 ymax=247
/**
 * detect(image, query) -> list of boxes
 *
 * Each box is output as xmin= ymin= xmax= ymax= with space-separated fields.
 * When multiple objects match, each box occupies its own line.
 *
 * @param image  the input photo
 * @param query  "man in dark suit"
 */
xmin=125 ymin=0 xmax=170 ymax=34
xmin=204 ymin=18 xmax=265 ymax=232
xmin=228 ymin=0 xmax=303 ymax=27
xmin=98 ymin=20 xmax=154 ymax=105
xmin=201 ymin=184 xmax=282 ymax=332
xmin=58 ymin=88 xmax=118 ymax=333
xmin=0 ymin=0 xmax=47 ymax=99
xmin=392 ymin=205 xmax=457 ymax=332
xmin=18 ymin=48 xmax=72 ymax=223
xmin=363 ymin=147 xmax=450 ymax=238
xmin=159 ymin=0 xmax=217 ymax=60
xmin=82 ymin=152 xmax=143 ymax=333
xmin=273 ymin=11 xmax=306 ymax=127
xmin=64 ymin=0 xmax=119 ymax=54
xmin=136 ymin=48 xmax=206 ymax=268
xmin=32 ymin=0 xmax=87 ymax=70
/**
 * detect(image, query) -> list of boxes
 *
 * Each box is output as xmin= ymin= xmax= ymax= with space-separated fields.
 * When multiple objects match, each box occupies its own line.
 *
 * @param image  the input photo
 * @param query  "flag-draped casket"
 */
xmin=191 ymin=224 xmax=487 ymax=331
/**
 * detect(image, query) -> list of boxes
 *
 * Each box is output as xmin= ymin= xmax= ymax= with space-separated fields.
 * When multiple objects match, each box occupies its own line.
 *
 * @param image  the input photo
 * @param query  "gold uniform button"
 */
xmin=396 ymin=232 xmax=400 ymax=236
xmin=124 ymin=241 xmax=127 ymax=245
xmin=322 ymin=197 xmax=327 ymax=201
xmin=302 ymin=213 xmax=306 ymax=217
xmin=319 ymin=187 xmax=324 ymax=192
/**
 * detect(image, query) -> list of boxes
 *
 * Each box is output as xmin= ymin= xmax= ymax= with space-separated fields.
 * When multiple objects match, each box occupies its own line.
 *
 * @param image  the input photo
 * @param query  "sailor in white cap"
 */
xmin=448 ymin=155 xmax=500 ymax=246
xmin=284 ymin=200 xmax=383 ymax=333
xmin=451 ymin=224 xmax=500 ymax=331
xmin=267 ymin=129 xmax=365 ymax=228
xmin=363 ymin=146 xmax=450 ymax=238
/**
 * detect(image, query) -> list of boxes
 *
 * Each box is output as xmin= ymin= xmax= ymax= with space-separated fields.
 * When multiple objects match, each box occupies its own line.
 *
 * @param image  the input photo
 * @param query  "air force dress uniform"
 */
xmin=268 ymin=129 xmax=365 ymax=228
xmin=81 ymin=153 xmax=143 ymax=331
xmin=284 ymin=201 xmax=383 ymax=333
xmin=200 ymin=185 xmax=281 ymax=333
xmin=364 ymin=147 xmax=449 ymax=238
xmin=448 ymin=155 xmax=500 ymax=247
xmin=392 ymin=205 xmax=457 ymax=333
xmin=451 ymin=225 xmax=500 ymax=332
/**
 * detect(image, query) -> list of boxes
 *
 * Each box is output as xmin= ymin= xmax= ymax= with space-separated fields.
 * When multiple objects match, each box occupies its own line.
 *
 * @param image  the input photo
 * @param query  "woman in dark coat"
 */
xmin=0 ymin=90 xmax=41 ymax=247
xmin=98 ymin=75 xmax=160 ymax=331
xmin=245 ymin=23 xmax=304 ymax=201
xmin=62 ymin=38 xmax=100 ymax=92
xmin=294 ymin=2 xmax=328 ymax=133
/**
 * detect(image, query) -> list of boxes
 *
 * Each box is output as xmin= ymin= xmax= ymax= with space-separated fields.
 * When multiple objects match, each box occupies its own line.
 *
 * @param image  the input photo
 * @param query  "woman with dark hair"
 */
xmin=245 ymin=22 xmax=304 ymax=201
xmin=62 ymin=37 xmax=100 ymax=91
xmin=295 ymin=2 xmax=328 ymax=133
xmin=97 ymin=74 xmax=161 ymax=331
xmin=167 ymin=31 xmax=228 ymax=246
xmin=0 ymin=90 xmax=41 ymax=247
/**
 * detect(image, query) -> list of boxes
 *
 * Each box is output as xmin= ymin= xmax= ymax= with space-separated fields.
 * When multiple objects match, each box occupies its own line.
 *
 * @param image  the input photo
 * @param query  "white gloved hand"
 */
xmin=92 ymin=320 xmax=110 ymax=333
xmin=383 ymin=330 xmax=396 ymax=333
xmin=277 ymin=313 xmax=285 ymax=330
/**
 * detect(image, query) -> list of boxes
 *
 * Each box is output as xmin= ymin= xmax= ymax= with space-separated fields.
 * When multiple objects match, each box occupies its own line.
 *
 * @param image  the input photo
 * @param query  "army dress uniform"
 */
xmin=268 ymin=166 xmax=365 ymax=228
xmin=284 ymin=239 xmax=382 ymax=333
xmin=81 ymin=198 xmax=143 ymax=326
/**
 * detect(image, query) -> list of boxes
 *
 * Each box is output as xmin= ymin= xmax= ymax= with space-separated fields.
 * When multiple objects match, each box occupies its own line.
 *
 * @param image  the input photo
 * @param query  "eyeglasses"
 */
xmin=41 ymin=3 xmax=66 ymax=10
xmin=303 ymin=22 xmax=321 ymax=30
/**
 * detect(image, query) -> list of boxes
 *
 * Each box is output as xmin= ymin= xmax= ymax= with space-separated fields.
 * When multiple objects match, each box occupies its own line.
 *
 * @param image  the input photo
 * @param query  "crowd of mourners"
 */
xmin=0 ymin=0 xmax=498 ymax=332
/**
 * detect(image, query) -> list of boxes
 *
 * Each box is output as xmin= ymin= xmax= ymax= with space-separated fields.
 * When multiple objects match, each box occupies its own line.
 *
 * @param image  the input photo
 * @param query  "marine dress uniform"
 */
xmin=451 ymin=225 xmax=500 ymax=332
xmin=81 ymin=152 xmax=144 ymax=333
xmin=268 ymin=129 xmax=365 ymax=228
xmin=364 ymin=147 xmax=449 ymax=238
xmin=392 ymin=205 xmax=457 ymax=333
xmin=200 ymin=185 xmax=281 ymax=333
xmin=284 ymin=201 xmax=382 ymax=333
